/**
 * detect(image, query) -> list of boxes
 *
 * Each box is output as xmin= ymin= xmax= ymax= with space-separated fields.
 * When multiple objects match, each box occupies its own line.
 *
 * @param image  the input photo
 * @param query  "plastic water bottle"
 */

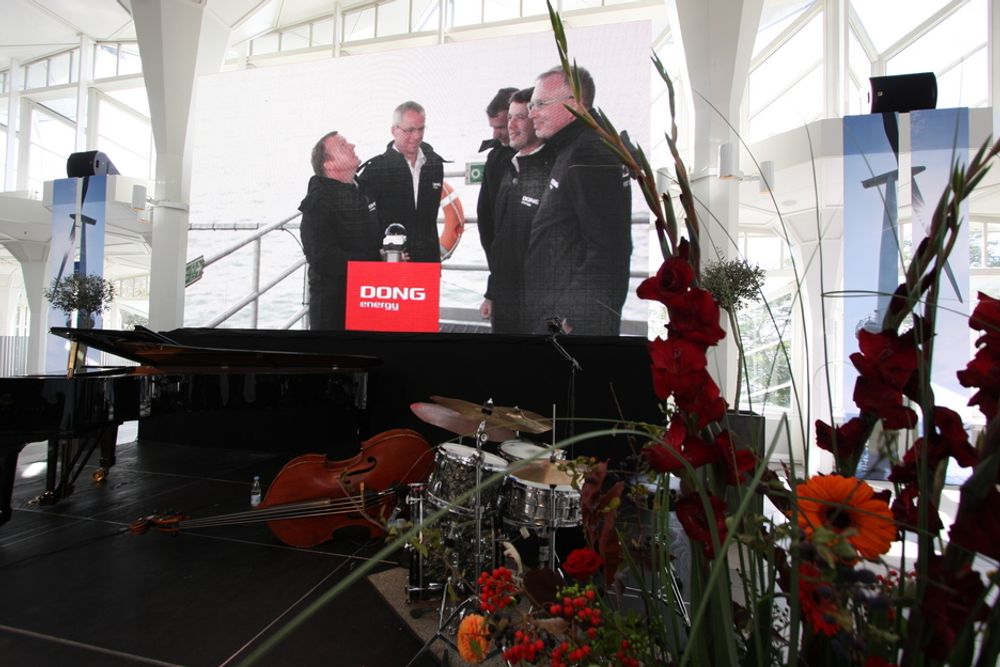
xmin=250 ymin=476 xmax=262 ymax=508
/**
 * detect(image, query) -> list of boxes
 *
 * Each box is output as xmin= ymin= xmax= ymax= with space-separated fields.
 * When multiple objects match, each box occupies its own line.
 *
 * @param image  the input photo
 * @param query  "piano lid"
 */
xmin=50 ymin=327 xmax=381 ymax=371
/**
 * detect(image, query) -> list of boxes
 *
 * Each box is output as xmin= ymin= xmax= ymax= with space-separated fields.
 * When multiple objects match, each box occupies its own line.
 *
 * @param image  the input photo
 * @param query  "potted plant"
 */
xmin=43 ymin=273 xmax=115 ymax=330
xmin=44 ymin=273 xmax=114 ymax=372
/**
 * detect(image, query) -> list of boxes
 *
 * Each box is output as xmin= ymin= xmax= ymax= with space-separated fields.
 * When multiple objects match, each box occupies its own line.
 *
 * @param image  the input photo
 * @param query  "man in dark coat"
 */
xmin=523 ymin=66 xmax=632 ymax=336
xmin=489 ymin=87 xmax=554 ymax=334
xmin=356 ymin=101 xmax=446 ymax=263
xmin=476 ymin=86 xmax=517 ymax=321
xmin=299 ymin=131 xmax=381 ymax=330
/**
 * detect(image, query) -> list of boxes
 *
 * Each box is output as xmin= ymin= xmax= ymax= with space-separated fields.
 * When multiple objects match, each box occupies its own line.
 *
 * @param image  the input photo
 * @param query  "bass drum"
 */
xmin=406 ymin=493 xmax=500 ymax=601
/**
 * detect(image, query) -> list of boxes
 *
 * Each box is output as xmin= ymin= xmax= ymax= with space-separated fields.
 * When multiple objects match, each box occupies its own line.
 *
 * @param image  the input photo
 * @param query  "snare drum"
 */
xmin=427 ymin=443 xmax=508 ymax=514
xmin=499 ymin=439 xmax=565 ymax=463
xmin=503 ymin=461 xmax=581 ymax=528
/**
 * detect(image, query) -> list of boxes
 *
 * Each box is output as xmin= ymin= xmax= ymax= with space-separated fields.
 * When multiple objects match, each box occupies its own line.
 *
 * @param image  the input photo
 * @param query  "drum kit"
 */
xmin=405 ymin=396 xmax=579 ymax=604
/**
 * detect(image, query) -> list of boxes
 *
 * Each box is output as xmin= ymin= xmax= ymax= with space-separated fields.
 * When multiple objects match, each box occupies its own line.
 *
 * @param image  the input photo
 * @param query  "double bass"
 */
xmin=132 ymin=429 xmax=434 ymax=548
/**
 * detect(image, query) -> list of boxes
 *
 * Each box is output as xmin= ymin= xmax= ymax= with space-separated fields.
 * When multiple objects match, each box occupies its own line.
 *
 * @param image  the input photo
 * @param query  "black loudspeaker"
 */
xmin=869 ymin=72 xmax=937 ymax=114
xmin=66 ymin=150 xmax=120 ymax=177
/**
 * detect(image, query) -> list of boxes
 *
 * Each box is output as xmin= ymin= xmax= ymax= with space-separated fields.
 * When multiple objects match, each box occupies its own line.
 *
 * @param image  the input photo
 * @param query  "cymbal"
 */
xmin=511 ymin=460 xmax=580 ymax=487
xmin=410 ymin=402 xmax=516 ymax=442
xmin=429 ymin=396 xmax=552 ymax=434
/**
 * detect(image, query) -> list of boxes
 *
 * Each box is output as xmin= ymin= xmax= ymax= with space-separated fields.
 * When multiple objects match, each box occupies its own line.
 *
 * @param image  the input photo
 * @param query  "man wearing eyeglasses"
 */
xmin=357 ymin=101 xmax=446 ymax=263
xmin=523 ymin=66 xmax=632 ymax=336
xmin=488 ymin=87 xmax=554 ymax=334
xmin=299 ymin=131 xmax=382 ymax=330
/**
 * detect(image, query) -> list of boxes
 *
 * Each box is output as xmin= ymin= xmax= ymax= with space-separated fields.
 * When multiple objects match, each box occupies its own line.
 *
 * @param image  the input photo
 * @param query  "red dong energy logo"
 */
xmin=358 ymin=285 xmax=426 ymax=311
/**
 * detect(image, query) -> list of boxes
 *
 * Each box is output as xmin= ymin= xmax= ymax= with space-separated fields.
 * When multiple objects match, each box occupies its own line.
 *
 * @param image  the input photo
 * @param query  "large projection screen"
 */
xmin=186 ymin=21 xmax=652 ymax=335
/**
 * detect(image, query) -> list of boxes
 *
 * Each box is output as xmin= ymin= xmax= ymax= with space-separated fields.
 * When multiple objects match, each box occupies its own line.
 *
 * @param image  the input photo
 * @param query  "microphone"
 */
xmin=546 ymin=316 xmax=566 ymax=335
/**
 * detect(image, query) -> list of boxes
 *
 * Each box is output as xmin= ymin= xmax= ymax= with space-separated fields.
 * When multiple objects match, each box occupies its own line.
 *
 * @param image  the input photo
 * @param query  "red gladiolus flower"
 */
xmin=643 ymin=416 xmax=720 ymax=473
xmin=889 ymin=407 xmax=978 ymax=484
xmin=949 ymin=485 xmax=1000 ymax=561
xmin=648 ymin=337 xmax=709 ymax=401
xmin=920 ymin=555 xmax=989 ymax=661
xmin=662 ymin=287 xmax=726 ymax=347
xmin=798 ymin=562 xmax=840 ymax=637
xmin=850 ymin=329 xmax=920 ymax=428
xmin=717 ymin=430 xmax=757 ymax=486
xmin=562 ymin=548 xmax=604 ymax=581
xmin=676 ymin=492 xmax=728 ymax=559
xmin=637 ymin=256 xmax=695 ymax=304
xmin=957 ymin=294 xmax=1000 ymax=421
xmin=890 ymin=483 xmax=943 ymax=533
xmin=815 ymin=417 xmax=870 ymax=462
xmin=673 ymin=371 xmax=728 ymax=428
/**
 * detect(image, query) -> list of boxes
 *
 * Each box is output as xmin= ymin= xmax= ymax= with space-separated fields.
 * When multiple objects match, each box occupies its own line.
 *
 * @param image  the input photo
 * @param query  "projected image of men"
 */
xmin=299 ymin=132 xmax=381 ymax=330
xmin=357 ymin=101 xmax=446 ymax=263
xmin=524 ymin=66 xmax=632 ymax=336
xmin=489 ymin=87 xmax=554 ymax=334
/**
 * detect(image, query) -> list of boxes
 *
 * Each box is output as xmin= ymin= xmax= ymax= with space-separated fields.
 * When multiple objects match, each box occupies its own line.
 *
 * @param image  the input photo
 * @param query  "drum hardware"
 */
xmin=404 ymin=399 xmax=504 ymax=667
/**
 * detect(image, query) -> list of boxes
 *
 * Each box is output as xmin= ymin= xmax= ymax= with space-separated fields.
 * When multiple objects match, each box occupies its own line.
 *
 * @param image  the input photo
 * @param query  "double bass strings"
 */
xmin=170 ymin=489 xmax=396 ymax=529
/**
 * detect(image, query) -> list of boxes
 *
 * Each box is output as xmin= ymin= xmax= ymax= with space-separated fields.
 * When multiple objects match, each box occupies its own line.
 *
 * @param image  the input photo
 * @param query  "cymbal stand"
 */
xmin=404 ymin=402 xmax=494 ymax=667
xmin=545 ymin=485 xmax=559 ymax=570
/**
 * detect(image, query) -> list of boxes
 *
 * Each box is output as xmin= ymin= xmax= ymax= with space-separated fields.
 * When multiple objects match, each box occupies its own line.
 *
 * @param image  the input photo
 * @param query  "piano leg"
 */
xmin=40 ymin=425 xmax=119 ymax=504
xmin=1 ymin=446 xmax=23 ymax=525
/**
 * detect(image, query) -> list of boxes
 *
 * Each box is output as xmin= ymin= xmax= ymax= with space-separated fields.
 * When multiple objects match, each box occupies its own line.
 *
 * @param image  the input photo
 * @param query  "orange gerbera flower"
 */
xmin=795 ymin=475 xmax=896 ymax=560
xmin=456 ymin=613 xmax=490 ymax=663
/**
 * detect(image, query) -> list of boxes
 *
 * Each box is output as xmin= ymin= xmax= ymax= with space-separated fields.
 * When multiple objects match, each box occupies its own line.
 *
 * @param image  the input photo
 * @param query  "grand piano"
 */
xmin=0 ymin=327 xmax=378 ymax=525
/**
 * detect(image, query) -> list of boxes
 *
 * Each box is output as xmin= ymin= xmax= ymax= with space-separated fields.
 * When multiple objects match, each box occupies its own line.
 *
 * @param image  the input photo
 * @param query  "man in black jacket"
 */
xmin=489 ymin=87 xmax=554 ymax=334
xmin=477 ymin=86 xmax=517 ymax=321
xmin=299 ymin=131 xmax=381 ymax=330
xmin=524 ymin=66 xmax=632 ymax=336
xmin=356 ymin=101 xmax=446 ymax=263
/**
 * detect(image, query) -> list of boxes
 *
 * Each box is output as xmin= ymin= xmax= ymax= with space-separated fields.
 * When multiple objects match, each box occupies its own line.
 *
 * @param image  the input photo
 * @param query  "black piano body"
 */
xmin=0 ymin=327 xmax=378 ymax=526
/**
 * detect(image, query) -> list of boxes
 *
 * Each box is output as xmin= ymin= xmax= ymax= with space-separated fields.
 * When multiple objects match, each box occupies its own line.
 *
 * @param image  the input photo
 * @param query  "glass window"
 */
xmin=106 ymin=87 xmax=151 ymax=117
xmin=988 ymin=229 xmax=1000 ymax=268
xmin=118 ymin=43 xmax=142 ymax=76
xmin=886 ymin=0 xmax=986 ymax=74
xmin=250 ymin=32 xmax=280 ymax=56
xmin=48 ymin=52 xmax=71 ymax=86
xmin=935 ymin=46 xmax=988 ymax=109
xmin=748 ymin=13 xmax=822 ymax=116
xmin=747 ymin=65 xmax=823 ymax=142
xmin=411 ymin=0 xmax=440 ymax=30
xmin=561 ymin=0 xmax=603 ymax=9
xmin=852 ymin=0 xmax=959 ymax=53
xmin=969 ymin=223 xmax=983 ymax=267
xmin=521 ymin=0 xmax=550 ymax=16
xmin=484 ymin=0 xmax=520 ymax=23
xmin=311 ymin=19 xmax=334 ymax=46
xmin=377 ymin=0 xmax=409 ymax=37
xmin=450 ymin=0 xmax=482 ymax=27
xmin=281 ymin=26 xmax=309 ymax=51
xmin=27 ymin=107 xmax=74 ymax=193
xmin=26 ymin=61 xmax=47 ymax=89
xmin=343 ymin=7 xmax=375 ymax=41
xmin=737 ymin=290 xmax=794 ymax=412
xmin=754 ymin=0 xmax=816 ymax=58
xmin=96 ymin=99 xmax=152 ymax=180
xmin=40 ymin=99 xmax=77 ymax=122
xmin=94 ymin=43 xmax=119 ymax=78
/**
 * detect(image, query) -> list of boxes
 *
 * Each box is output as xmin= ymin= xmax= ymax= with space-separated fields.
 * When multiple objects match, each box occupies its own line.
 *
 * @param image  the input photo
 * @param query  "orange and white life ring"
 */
xmin=439 ymin=181 xmax=465 ymax=260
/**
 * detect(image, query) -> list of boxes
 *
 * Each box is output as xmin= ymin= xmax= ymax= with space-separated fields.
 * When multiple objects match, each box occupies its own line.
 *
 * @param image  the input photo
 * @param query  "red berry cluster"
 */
xmin=551 ymin=640 xmax=592 ymax=666
xmin=548 ymin=589 xmax=602 ymax=629
xmin=501 ymin=630 xmax=545 ymax=663
xmin=615 ymin=639 xmax=640 ymax=667
xmin=477 ymin=567 xmax=517 ymax=613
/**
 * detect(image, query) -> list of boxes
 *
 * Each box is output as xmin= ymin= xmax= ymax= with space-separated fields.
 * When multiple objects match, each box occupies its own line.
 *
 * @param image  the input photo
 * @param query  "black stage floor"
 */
xmin=0 ymin=426 xmax=438 ymax=667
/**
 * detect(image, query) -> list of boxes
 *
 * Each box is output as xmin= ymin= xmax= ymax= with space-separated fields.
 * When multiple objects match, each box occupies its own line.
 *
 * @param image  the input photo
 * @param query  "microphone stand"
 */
xmin=547 ymin=319 xmax=581 ymax=457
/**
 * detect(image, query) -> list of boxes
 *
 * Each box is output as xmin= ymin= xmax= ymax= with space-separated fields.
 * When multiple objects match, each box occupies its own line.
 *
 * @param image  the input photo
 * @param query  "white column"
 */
xmin=823 ymin=0 xmax=847 ymax=119
xmin=131 ymin=0 xmax=230 ymax=330
xmin=5 ymin=243 xmax=48 ymax=373
xmin=665 ymin=0 xmax=764 ymax=402
xmin=3 ymin=60 xmax=21 ymax=192
xmin=74 ymin=35 xmax=95 ymax=152
xmin=990 ymin=0 xmax=998 ymax=137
